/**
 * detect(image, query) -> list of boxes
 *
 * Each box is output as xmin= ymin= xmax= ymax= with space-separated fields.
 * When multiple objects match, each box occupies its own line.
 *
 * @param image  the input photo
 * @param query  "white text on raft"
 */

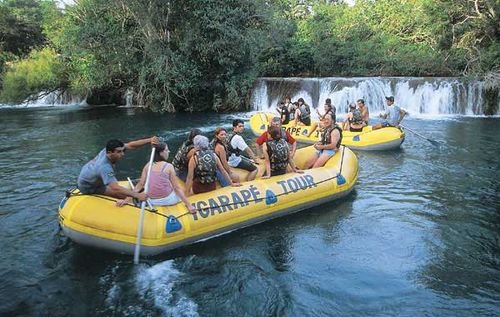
xmin=191 ymin=175 xmax=316 ymax=220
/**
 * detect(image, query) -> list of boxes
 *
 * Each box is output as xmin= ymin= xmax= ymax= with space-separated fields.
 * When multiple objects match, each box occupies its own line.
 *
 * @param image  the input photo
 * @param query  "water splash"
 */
xmin=250 ymin=77 xmax=495 ymax=116
xmin=135 ymin=261 xmax=199 ymax=317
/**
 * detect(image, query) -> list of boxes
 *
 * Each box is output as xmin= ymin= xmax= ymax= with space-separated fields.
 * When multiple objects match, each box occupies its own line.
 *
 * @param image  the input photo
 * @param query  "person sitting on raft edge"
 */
xmin=294 ymin=98 xmax=312 ymax=126
xmin=227 ymin=119 xmax=259 ymax=182
xmin=255 ymin=116 xmax=297 ymax=160
xmin=305 ymin=113 xmax=342 ymax=169
xmin=185 ymin=135 xmax=241 ymax=196
xmin=115 ymin=142 xmax=195 ymax=213
xmin=372 ymin=96 xmax=407 ymax=130
xmin=77 ymin=136 xmax=159 ymax=200
xmin=261 ymin=126 xmax=302 ymax=179
xmin=210 ymin=127 xmax=240 ymax=187
xmin=307 ymin=98 xmax=336 ymax=137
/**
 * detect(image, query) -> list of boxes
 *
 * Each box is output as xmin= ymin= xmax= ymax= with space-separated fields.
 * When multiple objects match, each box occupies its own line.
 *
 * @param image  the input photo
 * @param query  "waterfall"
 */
xmin=250 ymin=77 xmax=496 ymax=116
xmin=1 ymin=90 xmax=87 ymax=108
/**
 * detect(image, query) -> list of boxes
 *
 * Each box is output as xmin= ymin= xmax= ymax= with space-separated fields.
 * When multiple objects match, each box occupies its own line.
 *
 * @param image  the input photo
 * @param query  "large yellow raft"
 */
xmin=58 ymin=145 xmax=358 ymax=256
xmin=249 ymin=112 xmax=405 ymax=150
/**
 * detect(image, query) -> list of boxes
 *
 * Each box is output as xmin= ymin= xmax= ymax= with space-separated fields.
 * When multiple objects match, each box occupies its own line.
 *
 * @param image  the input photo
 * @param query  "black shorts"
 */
xmin=271 ymin=169 xmax=286 ymax=177
xmin=301 ymin=118 xmax=311 ymax=126
xmin=236 ymin=157 xmax=257 ymax=172
xmin=349 ymin=127 xmax=363 ymax=132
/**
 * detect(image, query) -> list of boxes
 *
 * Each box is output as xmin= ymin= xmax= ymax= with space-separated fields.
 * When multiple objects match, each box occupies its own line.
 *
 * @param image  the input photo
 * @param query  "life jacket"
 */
xmin=172 ymin=141 xmax=194 ymax=171
xmin=194 ymin=149 xmax=217 ymax=184
xmin=226 ymin=133 xmax=241 ymax=156
xmin=321 ymin=125 xmax=343 ymax=149
xmin=210 ymin=138 xmax=229 ymax=161
xmin=299 ymin=104 xmax=311 ymax=121
xmin=350 ymin=108 xmax=363 ymax=125
xmin=266 ymin=138 xmax=289 ymax=172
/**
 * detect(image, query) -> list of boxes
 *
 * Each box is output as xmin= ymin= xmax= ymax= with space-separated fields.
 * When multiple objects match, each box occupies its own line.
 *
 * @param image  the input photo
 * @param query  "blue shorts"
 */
xmin=216 ymin=169 xmax=231 ymax=187
xmin=175 ymin=169 xmax=188 ymax=182
xmin=315 ymin=149 xmax=336 ymax=156
xmin=381 ymin=121 xmax=395 ymax=127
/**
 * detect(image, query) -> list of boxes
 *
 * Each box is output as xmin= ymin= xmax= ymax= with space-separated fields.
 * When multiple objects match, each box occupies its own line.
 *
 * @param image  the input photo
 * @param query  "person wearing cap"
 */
xmin=255 ymin=116 xmax=297 ymax=159
xmin=343 ymin=101 xmax=367 ymax=132
xmin=185 ymin=135 xmax=240 ymax=195
xmin=373 ymin=96 xmax=407 ymax=130
xmin=261 ymin=126 xmax=302 ymax=179
xmin=77 ymin=136 xmax=159 ymax=200
xmin=115 ymin=142 xmax=195 ymax=213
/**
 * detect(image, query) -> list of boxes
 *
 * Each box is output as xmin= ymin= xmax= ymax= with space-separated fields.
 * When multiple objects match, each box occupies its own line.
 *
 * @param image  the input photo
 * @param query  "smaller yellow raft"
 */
xmin=58 ymin=145 xmax=358 ymax=256
xmin=249 ymin=112 xmax=405 ymax=151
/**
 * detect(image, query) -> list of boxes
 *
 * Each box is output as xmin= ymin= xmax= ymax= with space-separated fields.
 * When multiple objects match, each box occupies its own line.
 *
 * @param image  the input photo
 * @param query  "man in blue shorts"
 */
xmin=373 ymin=96 xmax=407 ymax=130
xmin=77 ymin=137 xmax=158 ymax=200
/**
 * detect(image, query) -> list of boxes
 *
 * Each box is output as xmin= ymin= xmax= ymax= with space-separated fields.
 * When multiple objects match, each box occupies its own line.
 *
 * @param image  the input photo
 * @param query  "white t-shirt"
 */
xmin=228 ymin=134 xmax=248 ymax=167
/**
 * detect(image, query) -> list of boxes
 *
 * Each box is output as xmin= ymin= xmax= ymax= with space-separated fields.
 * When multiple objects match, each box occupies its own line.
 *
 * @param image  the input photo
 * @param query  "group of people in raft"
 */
xmin=76 ymin=95 xmax=406 ymax=213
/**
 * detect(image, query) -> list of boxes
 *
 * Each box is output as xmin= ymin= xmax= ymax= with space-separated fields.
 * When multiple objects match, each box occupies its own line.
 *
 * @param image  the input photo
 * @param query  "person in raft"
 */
xmin=227 ymin=119 xmax=259 ymax=181
xmin=305 ymin=113 xmax=343 ymax=169
xmin=172 ymin=128 xmax=201 ymax=181
xmin=372 ymin=96 xmax=407 ymax=130
xmin=185 ymin=135 xmax=240 ymax=195
xmin=77 ymin=137 xmax=158 ymax=200
xmin=256 ymin=116 xmax=297 ymax=159
xmin=294 ymin=97 xmax=311 ymax=126
xmin=276 ymin=100 xmax=290 ymax=125
xmin=343 ymin=99 xmax=369 ymax=132
xmin=307 ymin=98 xmax=336 ymax=137
xmin=210 ymin=127 xmax=240 ymax=187
xmin=261 ymin=127 xmax=302 ymax=179
xmin=115 ymin=142 xmax=195 ymax=213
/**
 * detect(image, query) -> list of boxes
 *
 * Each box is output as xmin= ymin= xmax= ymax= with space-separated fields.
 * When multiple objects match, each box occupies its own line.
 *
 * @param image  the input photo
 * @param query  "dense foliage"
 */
xmin=0 ymin=0 xmax=498 ymax=111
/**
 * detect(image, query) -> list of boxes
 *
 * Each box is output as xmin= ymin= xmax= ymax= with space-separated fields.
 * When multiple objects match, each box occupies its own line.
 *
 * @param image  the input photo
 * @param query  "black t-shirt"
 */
xmin=278 ymin=106 xmax=290 ymax=124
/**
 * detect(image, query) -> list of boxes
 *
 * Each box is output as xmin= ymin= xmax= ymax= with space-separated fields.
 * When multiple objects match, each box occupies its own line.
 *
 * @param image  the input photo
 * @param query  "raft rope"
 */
xmin=65 ymin=145 xmax=348 ymax=221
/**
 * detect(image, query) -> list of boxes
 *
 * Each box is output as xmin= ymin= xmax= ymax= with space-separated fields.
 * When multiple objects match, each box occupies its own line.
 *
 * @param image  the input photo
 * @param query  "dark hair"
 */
xmin=269 ymin=126 xmax=282 ymax=140
xmin=298 ymin=98 xmax=305 ymax=104
xmin=233 ymin=119 xmax=244 ymax=127
xmin=153 ymin=142 xmax=167 ymax=162
xmin=188 ymin=128 xmax=202 ymax=143
xmin=357 ymin=99 xmax=365 ymax=104
xmin=325 ymin=98 xmax=332 ymax=105
xmin=214 ymin=127 xmax=226 ymax=137
xmin=106 ymin=139 xmax=125 ymax=152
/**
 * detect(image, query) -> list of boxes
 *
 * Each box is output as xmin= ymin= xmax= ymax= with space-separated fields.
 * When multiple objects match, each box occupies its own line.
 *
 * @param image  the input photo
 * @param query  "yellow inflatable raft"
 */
xmin=58 ymin=145 xmax=358 ymax=256
xmin=250 ymin=112 xmax=405 ymax=150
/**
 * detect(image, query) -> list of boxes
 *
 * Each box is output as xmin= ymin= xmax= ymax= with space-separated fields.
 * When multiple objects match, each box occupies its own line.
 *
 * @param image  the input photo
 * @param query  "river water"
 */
xmin=0 ymin=105 xmax=498 ymax=316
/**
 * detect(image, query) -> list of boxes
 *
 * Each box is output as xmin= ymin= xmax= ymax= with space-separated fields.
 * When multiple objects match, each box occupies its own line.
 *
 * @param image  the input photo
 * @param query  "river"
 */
xmin=0 ymin=104 xmax=498 ymax=316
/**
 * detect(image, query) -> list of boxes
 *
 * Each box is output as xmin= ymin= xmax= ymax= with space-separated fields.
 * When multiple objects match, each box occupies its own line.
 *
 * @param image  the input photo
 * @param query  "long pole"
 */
xmin=133 ymin=148 xmax=156 ymax=264
xmin=400 ymin=124 xmax=440 ymax=146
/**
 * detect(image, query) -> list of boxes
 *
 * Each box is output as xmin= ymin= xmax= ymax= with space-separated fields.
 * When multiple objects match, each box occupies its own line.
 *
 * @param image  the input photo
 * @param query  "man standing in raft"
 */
xmin=305 ymin=114 xmax=342 ymax=168
xmin=373 ymin=96 xmax=407 ymax=130
xmin=77 ymin=137 xmax=159 ymax=200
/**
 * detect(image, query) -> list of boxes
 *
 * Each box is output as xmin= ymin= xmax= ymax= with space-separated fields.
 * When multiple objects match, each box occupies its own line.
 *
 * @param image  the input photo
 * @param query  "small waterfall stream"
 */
xmin=250 ymin=77 xmax=495 ymax=116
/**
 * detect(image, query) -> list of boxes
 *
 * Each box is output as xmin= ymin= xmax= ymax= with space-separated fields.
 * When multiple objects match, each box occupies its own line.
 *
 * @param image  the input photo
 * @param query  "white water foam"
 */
xmin=135 ymin=261 xmax=199 ymax=317
xmin=251 ymin=77 xmax=496 ymax=117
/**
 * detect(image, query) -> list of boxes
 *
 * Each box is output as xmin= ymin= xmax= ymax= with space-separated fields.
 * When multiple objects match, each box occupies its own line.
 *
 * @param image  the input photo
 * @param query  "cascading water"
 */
xmin=250 ymin=77 xmax=496 ymax=116
xmin=0 ymin=90 xmax=86 ymax=108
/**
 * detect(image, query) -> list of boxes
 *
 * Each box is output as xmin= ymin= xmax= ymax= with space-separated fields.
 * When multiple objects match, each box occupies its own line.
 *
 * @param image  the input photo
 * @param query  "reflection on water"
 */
xmin=0 ymin=105 xmax=499 ymax=316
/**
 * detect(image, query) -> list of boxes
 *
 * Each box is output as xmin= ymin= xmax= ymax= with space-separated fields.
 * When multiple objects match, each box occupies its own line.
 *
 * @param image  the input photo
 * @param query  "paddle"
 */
xmin=133 ymin=147 xmax=156 ymax=264
xmin=127 ymin=177 xmax=155 ymax=210
xmin=400 ymin=124 xmax=440 ymax=146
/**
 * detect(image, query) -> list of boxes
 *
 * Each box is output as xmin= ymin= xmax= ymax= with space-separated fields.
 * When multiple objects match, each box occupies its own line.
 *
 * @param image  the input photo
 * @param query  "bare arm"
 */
xmin=125 ymin=136 xmax=158 ymax=150
xmin=262 ymin=143 xmax=271 ymax=178
xmin=215 ymin=156 xmax=238 ymax=186
xmin=185 ymin=157 xmax=195 ymax=196
xmin=255 ymin=142 xmax=264 ymax=159
xmin=244 ymin=146 xmax=258 ymax=161
xmin=215 ymin=144 xmax=232 ymax=173
xmin=289 ymin=140 xmax=297 ymax=158
xmin=109 ymin=182 xmax=147 ymax=200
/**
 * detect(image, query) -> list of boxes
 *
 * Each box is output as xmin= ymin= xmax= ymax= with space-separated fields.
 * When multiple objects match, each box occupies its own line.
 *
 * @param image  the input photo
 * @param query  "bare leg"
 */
xmin=372 ymin=123 xmax=382 ymax=130
xmin=305 ymin=154 xmax=319 ymax=169
xmin=312 ymin=153 xmax=334 ymax=168
xmin=230 ymin=172 xmax=240 ymax=183
xmin=307 ymin=122 xmax=318 ymax=137
xmin=247 ymin=169 xmax=257 ymax=181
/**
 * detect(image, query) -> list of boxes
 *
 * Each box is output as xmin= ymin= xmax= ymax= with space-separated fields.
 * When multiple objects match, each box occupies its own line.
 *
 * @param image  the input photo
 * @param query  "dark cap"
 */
xmin=385 ymin=96 xmax=394 ymax=102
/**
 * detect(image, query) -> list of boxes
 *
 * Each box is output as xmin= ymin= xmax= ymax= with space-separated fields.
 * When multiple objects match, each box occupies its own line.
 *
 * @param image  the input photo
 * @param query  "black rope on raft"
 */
xmin=64 ymin=149 xmax=348 ymax=221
